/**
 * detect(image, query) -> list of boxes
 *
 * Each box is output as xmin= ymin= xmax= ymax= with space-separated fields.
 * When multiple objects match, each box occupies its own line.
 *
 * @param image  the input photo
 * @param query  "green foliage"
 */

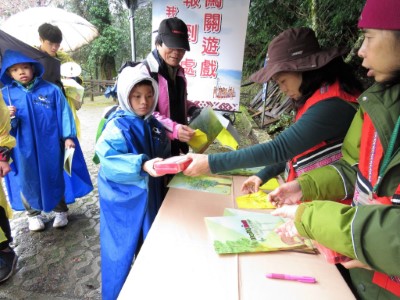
xmin=243 ymin=0 xmax=367 ymax=134
xmin=244 ymin=0 xmax=365 ymax=80
xmin=134 ymin=4 xmax=152 ymax=60
xmin=266 ymin=111 xmax=295 ymax=138
xmin=78 ymin=0 xmax=151 ymax=79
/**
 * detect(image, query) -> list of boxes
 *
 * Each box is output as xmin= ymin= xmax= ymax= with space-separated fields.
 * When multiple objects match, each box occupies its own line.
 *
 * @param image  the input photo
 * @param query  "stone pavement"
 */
xmin=0 ymin=97 xmax=116 ymax=300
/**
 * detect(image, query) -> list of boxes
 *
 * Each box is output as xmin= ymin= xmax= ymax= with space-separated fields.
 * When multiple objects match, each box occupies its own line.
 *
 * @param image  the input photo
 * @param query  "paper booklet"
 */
xmin=205 ymin=208 xmax=316 ymax=255
xmin=64 ymin=147 xmax=75 ymax=176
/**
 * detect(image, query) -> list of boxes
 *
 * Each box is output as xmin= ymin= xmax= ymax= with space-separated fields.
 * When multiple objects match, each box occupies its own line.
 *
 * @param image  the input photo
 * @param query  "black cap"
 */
xmin=158 ymin=17 xmax=190 ymax=51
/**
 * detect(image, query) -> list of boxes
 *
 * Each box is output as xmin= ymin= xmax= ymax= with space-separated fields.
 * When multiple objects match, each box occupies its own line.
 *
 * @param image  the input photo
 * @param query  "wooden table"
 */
xmin=118 ymin=176 xmax=356 ymax=300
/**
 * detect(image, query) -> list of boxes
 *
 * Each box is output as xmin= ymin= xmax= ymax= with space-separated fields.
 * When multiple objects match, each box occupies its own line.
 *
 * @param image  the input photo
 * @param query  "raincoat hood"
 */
xmin=117 ymin=65 xmax=159 ymax=119
xmin=0 ymin=49 xmax=44 ymax=85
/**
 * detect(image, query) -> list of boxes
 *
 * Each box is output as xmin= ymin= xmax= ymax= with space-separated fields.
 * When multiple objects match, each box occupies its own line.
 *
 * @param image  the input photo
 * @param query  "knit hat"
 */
xmin=158 ymin=17 xmax=190 ymax=51
xmin=358 ymin=0 xmax=400 ymax=30
xmin=249 ymin=27 xmax=347 ymax=83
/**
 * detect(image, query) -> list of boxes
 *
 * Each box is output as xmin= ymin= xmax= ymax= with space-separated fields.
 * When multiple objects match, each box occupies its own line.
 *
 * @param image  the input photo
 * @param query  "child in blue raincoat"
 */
xmin=0 ymin=49 xmax=93 ymax=232
xmin=95 ymin=64 xmax=170 ymax=300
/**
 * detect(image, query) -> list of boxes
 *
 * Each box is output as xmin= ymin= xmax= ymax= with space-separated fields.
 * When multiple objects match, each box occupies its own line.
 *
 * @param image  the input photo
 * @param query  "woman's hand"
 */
xmin=271 ymin=204 xmax=299 ymax=219
xmin=143 ymin=157 xmax=164 ymax=177
xmin=271 ymin=205 xmax=301 ymax=245
xmin=177 ymin=125 xmax=195 ymax=142
xmin=241 ymin=175 xmax=263 ymax=194
xmin=183 ymin=153 xmax=210 ymax=176
xmin=341 ymin=260 xmax=373 ymax=271
xmin=268 ymin=180 xmax=303 ymax=207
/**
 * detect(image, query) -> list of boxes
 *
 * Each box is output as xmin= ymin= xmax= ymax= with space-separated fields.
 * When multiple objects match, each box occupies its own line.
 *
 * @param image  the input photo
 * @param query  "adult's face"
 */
xmin=40 ymin=38 xmax=61 ymax=57
xmin=358 ymin=29 xmax=400 ymax=83
xmin=156 ymin=43 xmax=186 ymax=67
xmin=272 ymin=72 xmax=303 ymax=100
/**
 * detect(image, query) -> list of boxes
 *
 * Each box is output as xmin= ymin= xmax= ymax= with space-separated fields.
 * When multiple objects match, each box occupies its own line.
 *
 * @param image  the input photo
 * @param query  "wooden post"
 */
xmin=90 ymin=78 xmax=94 ymax=102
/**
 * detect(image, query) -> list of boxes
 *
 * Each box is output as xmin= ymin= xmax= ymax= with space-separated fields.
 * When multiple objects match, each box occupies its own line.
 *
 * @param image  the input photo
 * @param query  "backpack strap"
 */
xmin=142 ymin=59 xmax=158 ymax=83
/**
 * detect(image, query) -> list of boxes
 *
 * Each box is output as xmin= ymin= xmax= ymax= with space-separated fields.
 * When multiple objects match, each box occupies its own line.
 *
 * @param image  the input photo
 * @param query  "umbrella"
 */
xmin=0 ymin=7 xmax=99 ymax=52
xmin=0 ymin=29 xmax=60 ymax=87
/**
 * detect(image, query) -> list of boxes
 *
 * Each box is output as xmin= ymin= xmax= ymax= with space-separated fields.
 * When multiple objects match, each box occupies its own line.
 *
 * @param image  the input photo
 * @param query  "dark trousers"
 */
xmin=21 ymin=192 xmax=68 ymax=217
xmin=0 ymin=206 xmax=12 ymax=250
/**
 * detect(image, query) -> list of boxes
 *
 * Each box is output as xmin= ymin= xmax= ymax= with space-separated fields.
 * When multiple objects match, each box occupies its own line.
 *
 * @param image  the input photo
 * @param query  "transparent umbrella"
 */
xmin=0 ymin=7 xmax=99 ymax=52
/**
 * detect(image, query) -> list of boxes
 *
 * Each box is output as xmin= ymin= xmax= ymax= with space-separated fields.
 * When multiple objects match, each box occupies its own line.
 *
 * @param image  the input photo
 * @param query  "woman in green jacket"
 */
xmin=269 ymin=0 xmax=400 ymax=299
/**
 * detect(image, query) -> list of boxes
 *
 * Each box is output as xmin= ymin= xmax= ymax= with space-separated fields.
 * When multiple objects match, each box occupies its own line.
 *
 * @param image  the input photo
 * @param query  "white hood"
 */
xmin=117 ymin=64 xmax=159 ymax=119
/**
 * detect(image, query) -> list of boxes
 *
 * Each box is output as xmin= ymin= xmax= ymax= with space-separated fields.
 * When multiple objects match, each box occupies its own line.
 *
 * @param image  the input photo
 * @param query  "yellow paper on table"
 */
xmin=215 ymin=128 xmax=239 ymax=151
xmin=188 ymin=129 xmax=208 ymax=153
xmin=259 ymin=177 xmax=280 ymax=191
xmin=235 ymin=190 xmax=276 ymax=209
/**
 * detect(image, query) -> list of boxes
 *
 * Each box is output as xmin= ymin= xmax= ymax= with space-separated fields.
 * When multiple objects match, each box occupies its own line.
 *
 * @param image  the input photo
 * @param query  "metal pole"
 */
xmin=129 ymin=6 xmax=136 ymax=61
xmin=260 ymin=57 xmax=268 ymax=128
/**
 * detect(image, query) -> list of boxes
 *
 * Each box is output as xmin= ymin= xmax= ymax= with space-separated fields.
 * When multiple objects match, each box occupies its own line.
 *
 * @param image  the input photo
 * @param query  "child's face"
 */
xmin=8 ymin=63 xmax=34 ymax=84
xmin=358 ymin=29 xmax=400 ymax=82
xmin=129 ymin=83 xmax=155 ymax=117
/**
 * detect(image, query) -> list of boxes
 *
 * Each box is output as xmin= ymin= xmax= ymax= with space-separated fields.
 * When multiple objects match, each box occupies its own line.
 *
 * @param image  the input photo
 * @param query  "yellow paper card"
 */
xmin=236 ymin=190 xmax=276 ymax=209
xmin=215 ymin=128 xmax=239 ymax=151
xmin=260 ymin=177 xmax=280 ymax=191
xmin=188 ymin=129 xmax=208 ymax=152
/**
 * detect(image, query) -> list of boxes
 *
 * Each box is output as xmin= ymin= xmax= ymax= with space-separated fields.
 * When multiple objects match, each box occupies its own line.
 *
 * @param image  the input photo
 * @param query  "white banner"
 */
xmin=152 ymin=0 xmax=250 ymax=112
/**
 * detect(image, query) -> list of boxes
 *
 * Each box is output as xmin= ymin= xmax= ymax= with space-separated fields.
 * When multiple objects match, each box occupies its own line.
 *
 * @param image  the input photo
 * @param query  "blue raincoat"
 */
xmin=0 ymin=49 xmax=93 ymax=212
xmin=95 ymin=65 xmax=170 ymax=300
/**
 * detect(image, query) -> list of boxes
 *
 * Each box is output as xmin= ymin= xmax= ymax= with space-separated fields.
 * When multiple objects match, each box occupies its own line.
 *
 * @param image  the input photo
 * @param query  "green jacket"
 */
xmin=296 ymin=82 xmax=400 ymax=299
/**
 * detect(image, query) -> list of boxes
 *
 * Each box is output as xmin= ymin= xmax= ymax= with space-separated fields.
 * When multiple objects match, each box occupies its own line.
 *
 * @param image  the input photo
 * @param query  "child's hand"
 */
xmin=143 ymin=157 xmax=164 ymax=177
xmin=8 ymin=106 xmax=16 ymax=117
xmin=65 ymin=138 xmax=75 ymax=149
xmin=0 ymin=161 xmax=11 ymax=177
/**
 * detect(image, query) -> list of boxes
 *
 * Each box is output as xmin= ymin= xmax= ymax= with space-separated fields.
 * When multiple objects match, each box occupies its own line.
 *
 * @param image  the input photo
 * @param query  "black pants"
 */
xmin=0 ymin=206 xmax=12 ymax=250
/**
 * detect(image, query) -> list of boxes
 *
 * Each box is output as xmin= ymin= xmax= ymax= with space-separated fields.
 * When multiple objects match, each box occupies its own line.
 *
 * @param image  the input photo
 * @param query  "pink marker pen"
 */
xmin=266 ymin=273 xmax=317 ymax=283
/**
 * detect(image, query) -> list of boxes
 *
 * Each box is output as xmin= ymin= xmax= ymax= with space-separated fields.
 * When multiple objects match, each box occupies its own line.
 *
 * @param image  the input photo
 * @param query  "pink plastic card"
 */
xmin=315 ymin=242 xmax=352 ymax=264
xmin=154 ymin=156 xmax=193 ymax=175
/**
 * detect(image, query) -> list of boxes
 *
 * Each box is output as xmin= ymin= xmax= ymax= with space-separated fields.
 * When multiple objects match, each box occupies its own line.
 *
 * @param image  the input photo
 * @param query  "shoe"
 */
xmin=0 ymin=249 xmax=18 ymax=283
xmin=53 ymin=212 xmax=68 ymax=228
xmin=28 ymin=215 xmax=45 ymax=232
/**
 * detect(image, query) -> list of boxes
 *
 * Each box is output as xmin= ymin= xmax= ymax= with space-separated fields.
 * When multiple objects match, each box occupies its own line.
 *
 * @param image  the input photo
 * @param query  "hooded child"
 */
xmin=0 ymin=49 xmax=92 ymax=232
xmin=95 ymin=65 xmax=170 ymax=300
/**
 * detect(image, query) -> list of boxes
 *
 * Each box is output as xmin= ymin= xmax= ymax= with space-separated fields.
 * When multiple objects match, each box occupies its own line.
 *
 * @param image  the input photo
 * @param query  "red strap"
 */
xmin=372 ymin=272 xmax=400 ymax=297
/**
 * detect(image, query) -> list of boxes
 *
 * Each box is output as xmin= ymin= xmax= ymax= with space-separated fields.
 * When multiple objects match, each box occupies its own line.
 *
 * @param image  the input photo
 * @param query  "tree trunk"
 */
xmin=100 ymin=55 xmax=116 ymax=80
